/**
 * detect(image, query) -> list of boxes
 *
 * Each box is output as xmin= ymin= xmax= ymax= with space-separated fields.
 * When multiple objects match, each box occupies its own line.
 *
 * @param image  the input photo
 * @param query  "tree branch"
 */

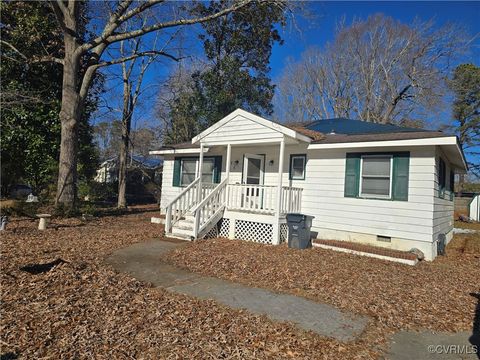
xmin=95 ymin=51 xmax=181 ymax=69
xmin=0 ymin=40 xmax=28 ymax=60
xmin=80 ymin=0 xmax=252 ymax=52
xmin=31 ymin=56 xmax=65 ymax=65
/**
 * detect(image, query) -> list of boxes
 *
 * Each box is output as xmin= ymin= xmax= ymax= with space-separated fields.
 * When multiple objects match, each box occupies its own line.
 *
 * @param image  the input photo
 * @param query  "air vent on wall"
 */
xmin=377 ymin=235 xmax=391 ymax=243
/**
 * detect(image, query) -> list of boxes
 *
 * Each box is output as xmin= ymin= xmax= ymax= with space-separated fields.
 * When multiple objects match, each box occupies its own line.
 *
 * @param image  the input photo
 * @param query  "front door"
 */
xmin=242 ymin=154 xmax=264 ymax=209
xmin=243 ymin=154 xmax=264 ymax=185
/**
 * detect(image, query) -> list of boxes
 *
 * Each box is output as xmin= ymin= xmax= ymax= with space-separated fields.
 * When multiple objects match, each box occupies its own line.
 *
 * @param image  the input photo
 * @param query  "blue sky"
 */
xmin=97 ymin=1 xmax=479 ymax=170
xmin=269 ymin=1 xmax=480 ymax=79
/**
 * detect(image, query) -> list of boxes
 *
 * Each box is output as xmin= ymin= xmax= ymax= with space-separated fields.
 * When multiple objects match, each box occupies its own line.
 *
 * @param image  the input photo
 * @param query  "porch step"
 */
xmin=171 ymin=226 xmax=194 ymax=238
xmin=169 ymin=232 xmax=193 ymax=241
xmin=176 ymin=219 xmax=194 ymax=228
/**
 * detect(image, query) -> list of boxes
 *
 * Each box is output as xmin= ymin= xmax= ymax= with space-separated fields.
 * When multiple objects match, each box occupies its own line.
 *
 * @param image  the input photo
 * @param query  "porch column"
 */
xmin=273 ymin=137 xmax=285 ymax=245
xmin=225 ymin=143 xmax=232 ymax=210
xmin=226 ymin=144 xmax=232 ymax=180
xmin=197 ymin=143 xmax=204 ymax=204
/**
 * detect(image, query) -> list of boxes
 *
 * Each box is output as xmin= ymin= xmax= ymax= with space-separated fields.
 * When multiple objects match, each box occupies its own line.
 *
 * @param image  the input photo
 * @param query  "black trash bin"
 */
xmin=286 ymin=213 xmax=314 ymax=249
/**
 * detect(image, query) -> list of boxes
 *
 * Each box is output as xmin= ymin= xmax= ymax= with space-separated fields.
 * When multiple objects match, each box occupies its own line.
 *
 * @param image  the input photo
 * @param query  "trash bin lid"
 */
xmin=286 ymin=213 xmax=306 ymax=222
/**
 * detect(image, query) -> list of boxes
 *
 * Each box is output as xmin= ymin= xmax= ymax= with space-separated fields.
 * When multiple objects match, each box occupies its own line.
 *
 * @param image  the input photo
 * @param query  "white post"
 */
xmin=225 ymin=144 xmax=231 ymax=207
xmin=226 ymin=144 xmax=231 ymax=179
xmin=165 ymin=206 xmax=172 ymax=233
xmin=197 ymin=143 xmax=204 ymax=204
xmin=273 ymin=137 xmax=285 ymax=245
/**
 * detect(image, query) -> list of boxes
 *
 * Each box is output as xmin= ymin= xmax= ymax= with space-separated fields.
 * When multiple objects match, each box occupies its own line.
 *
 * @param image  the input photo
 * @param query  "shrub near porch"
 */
xmin=165 ymin=236 xmax=480 ymax=333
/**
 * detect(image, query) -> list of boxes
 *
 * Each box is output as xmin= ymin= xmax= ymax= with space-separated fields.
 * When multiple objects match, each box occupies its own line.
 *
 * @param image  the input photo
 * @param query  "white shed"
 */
xmin=469 ymin=195 xmax=480 ymax=222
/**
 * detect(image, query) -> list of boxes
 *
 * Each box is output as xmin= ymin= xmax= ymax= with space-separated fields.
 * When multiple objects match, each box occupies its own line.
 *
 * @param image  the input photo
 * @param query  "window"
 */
xmin=173 ymin=156 xmax=221 ymax=187
xmin=180 ymin=159 xmax=197 ymax=186
xmin=344 ymin=152 xmax=409 ymax=201
xmin=289 ymin=154 xmax=306 ymax=180
xmin=200 ymin=159 xmax=215 ymax=183
xmin=360 ymin=155 xmax=392 ymax=198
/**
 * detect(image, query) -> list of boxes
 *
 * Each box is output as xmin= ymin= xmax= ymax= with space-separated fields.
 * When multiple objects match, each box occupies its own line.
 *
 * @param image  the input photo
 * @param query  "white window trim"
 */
xmin=180 ymin=158 xmax=215 ymax=186
xmin=290 ymin=155 xmax=306 ymax=180
xmin=359 ymin=154 xmax=393 ymax=199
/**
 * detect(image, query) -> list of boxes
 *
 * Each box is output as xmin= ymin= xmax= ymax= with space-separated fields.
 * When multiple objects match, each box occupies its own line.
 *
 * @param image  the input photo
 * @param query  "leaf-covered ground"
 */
xmin=2 ymin=209 xmax=384 ymax=359
xmin=166 ymin=234 xmax=480 ymax=335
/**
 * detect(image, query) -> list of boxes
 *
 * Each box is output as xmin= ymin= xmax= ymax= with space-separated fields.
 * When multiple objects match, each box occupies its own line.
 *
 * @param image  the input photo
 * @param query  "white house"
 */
xmin=150 ymin=109 xmax=467 ymax=261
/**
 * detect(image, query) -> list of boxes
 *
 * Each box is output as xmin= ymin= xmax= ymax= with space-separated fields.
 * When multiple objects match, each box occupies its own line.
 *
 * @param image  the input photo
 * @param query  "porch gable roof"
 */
xmin=191 ymin=109 xmax=314 ymax=145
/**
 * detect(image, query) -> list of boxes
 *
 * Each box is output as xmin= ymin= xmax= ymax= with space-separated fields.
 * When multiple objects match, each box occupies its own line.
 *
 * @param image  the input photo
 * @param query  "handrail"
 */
xmin=165 ymin=177 xmax=200 ymax=233
xmin=193 ymin=178 xmax=228 ymax=237
xmin=166 ymin=177 xmax=200 ymax=207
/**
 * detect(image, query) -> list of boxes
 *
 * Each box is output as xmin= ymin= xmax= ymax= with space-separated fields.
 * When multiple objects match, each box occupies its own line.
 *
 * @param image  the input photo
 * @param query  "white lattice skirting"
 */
xmin=219 ymin=219 xmax=230 ymax=238
xmin=204 ymin=218 xmax=285 ymax=245
xmin=280 ymin=223 xmax=288 ymax=243
xmin=234 ymin=220 xmax=273 ymax=244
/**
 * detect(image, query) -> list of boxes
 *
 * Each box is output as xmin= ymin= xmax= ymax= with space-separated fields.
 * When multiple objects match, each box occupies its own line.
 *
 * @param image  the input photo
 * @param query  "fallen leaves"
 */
xmin=1 ymin=211 xmax=381 ymax=359
xmin=166 ymin=237 xmax=480 ymax=333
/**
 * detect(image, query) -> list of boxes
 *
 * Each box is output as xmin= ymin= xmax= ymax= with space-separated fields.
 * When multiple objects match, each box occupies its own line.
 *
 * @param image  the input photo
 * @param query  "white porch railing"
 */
xmin=165 ymin=179 xmax=218 ymax=233
xmin=227 ymin=184 xmax=302 ymax=214
xmin=192 ymin=178 xmax=228 ymax=238
xmin=281 ymin=186 xmax=303 ymax=213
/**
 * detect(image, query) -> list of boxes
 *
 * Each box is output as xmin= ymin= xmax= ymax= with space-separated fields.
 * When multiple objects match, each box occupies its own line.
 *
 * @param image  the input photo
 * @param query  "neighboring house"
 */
xmin=150 ymin=109 xmax=467 ymax=261
xmin=95 ymin=155 xmax=163 ymax=184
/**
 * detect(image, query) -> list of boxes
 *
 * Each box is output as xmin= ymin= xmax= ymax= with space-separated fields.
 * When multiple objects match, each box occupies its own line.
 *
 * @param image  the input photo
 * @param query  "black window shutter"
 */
xmin=344 ymin=154 xmax=360 ymax=197
xmin=392 ymin=152 xmax=410 ymax=201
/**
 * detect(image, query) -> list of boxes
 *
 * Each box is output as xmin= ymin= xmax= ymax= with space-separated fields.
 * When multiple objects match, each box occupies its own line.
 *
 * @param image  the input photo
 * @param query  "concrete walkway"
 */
xmin=105 ymin=239 xmax=369 ymax=342
xmin=388 ymin=330 xmax=479 ymax=360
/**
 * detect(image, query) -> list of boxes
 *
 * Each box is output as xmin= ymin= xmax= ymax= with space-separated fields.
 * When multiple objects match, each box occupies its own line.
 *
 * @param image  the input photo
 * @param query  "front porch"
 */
xmin=161 ymin=139 xmax=304 ymax=244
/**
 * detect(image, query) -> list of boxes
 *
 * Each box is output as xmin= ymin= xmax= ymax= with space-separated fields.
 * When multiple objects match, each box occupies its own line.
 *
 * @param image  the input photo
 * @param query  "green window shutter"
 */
xmin=392 ymin=152 xmax=410 ymax=201
xmin=344 ymin=154 xmax=360 ymax=197
xmin=172 ymin=158 xmax=181 ymax=187
xmin=213 ymin=156 xmax=222 ymax=183
xmin=449 ymin=169 xmax=455 ymax=192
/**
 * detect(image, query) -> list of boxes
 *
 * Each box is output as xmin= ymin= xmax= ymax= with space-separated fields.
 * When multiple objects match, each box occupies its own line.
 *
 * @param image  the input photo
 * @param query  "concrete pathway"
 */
xmin=106 ymin=239 xmax=369 ymax=342
xmin=387 ymin=330 xmax=479 ymax=360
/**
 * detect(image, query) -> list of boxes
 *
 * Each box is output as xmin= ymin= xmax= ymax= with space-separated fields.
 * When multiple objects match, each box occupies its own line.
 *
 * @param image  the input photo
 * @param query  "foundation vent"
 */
xmin=377 ymin=235 xmax=391 ymax=243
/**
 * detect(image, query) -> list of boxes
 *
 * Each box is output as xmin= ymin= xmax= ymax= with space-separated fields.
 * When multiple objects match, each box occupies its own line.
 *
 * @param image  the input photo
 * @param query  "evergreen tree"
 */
xmin=449 ymin=63 xmax=480 ymax=178
xmin=162 ymin=1 xmax=286 ymax=143
xmin=0 ymin=2 xmax=99 ymax=196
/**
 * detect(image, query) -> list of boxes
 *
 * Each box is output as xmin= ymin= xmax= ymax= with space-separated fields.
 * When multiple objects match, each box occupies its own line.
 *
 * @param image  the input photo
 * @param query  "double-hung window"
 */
xmin=345 ymin=152 xmax=409 ymax=201
xmin=174 ymin=156 xmax=221 ymax=187
xmin=180 ymin=159 xmax=198 ymax=186
xmin=360 ymin=155 xmax=393 ymax=199
xmin=289 ymin=154 xmax=306 ymax=180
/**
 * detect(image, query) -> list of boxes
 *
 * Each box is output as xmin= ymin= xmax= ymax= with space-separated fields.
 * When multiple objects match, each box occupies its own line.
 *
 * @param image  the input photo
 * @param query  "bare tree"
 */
xmin=21 ymin=0 xmax=256 ymax=209
xmin=275 ymin=14 xmax=466 ymax=124
xmin=116 ymin=25 xmax=169 ymax=208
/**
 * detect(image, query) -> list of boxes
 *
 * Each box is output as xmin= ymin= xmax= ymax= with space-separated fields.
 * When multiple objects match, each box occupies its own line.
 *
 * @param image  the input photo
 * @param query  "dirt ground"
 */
xmin=1 ymin=209 xmax=384 ymax=359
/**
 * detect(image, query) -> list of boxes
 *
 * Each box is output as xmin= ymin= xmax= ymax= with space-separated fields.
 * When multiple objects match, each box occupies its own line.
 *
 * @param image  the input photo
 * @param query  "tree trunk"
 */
xmin=56 ymin=31 xmax=81 ymax=210
xmin=117 ymin=82 xmax=132 ymax=208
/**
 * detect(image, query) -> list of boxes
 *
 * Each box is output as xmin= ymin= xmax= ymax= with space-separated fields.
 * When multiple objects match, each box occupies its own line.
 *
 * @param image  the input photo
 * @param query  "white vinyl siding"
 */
xmin=200 ymin=115 xmax=284 ymax=145
xmin=159 ymin=143 xmax=454 ymax=259
xmin=432 ymin=146 xmax=455 ymax=244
